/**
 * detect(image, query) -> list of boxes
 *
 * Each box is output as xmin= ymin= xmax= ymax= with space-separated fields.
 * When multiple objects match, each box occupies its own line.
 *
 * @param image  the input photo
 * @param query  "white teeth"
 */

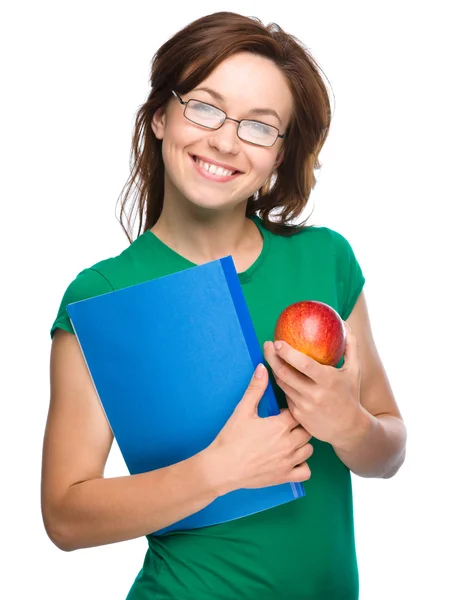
xmin=195 ymin=157 xmax=234 ymax=177
xmin=216 ymin=166 xmax=230 ymax=176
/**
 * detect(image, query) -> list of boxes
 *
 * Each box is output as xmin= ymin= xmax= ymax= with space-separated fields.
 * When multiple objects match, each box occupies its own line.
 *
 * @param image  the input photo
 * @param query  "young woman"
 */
xmin=42 ymin=11 xmax=407 ymax=599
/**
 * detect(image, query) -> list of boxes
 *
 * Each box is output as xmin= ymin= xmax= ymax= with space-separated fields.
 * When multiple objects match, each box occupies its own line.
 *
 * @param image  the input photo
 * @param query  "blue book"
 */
xmin=67 ymin=255 xmax=305 ymax=536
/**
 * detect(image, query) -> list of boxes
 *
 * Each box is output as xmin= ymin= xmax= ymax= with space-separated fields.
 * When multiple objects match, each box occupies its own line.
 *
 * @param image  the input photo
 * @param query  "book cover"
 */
xmin=67 ymin=255 xmax=305 ymax=536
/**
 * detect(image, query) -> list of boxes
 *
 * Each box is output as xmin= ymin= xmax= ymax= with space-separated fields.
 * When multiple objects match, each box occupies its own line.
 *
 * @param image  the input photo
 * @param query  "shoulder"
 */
xmin=86 ymin=232 xmax=151 ymax=283
xmin=295 ymin=224 xmax=366 ymax=320
xmin=315 ymin=226 xmax=365 ymax=320
xmin=287 ymin=222 xmax=350 ymax=248
xmin=256 ymin=214 xmax=360 ymax=258
xmin=272 ymin=219 xmax=358 ymax=258
xmin=66 ymin=232 xmax=150 ymax=295
xmin=50 ymin=236 xmax=148 ymax=338
xmin=58 ymin=266 xmax=114 ymax=303
xmin=262 ymin=218 xmax=365 ymax=318
xmin=255 ymin=214 xmax=330 ymax=243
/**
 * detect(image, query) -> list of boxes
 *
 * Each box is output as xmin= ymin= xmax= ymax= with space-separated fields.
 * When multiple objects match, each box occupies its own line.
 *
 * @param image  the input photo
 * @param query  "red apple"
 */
xmin=274 ymin=300 xmax=346 ymax=366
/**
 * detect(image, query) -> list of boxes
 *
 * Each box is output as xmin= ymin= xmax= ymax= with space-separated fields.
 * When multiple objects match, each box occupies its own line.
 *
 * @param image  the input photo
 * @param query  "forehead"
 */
xmin=197 ymin=52 xmax=293 ymax=122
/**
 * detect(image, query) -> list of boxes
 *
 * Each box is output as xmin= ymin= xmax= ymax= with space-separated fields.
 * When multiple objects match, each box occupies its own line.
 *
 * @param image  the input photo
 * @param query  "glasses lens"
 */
xmin=238 ymin=120 xmax=278 ymax=147
xmin=185 ymin=100 xmax=225 ymax=129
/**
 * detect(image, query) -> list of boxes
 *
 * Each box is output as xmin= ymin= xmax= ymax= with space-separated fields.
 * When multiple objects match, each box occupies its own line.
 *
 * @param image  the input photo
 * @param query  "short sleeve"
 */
xmin=328 ymin=229 xmax=365 ymax=320
xmin=50 ymin=268 xmax=114 ymax=338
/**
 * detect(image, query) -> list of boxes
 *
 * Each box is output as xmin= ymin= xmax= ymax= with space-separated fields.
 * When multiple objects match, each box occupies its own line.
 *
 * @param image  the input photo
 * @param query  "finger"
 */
xmin=293 ymin=442 xmax=314 ymax=462
xmin=277 ymin=376 xmax=307 ymax=407
xmin=292 ymin=427 xmax=312 ymax=446
xmin=278 ymin=407 xmax=302 ymax=429
xmin=293 ymin=440 xmax=313 ymax=460
xmin=289 ymin=461 xmax=311 ymax=483
xmin=238 ymin=363 xmax=268 ymax=416
xmin=285 ymin=395 xmax=303 ymax=426
xmin=342 ymin=322 xmax=359 ymax=370
xmin=265 ymin=341 xmax=313 ymax=390
xmin=271 ymin=340 xmax=325 ymax=383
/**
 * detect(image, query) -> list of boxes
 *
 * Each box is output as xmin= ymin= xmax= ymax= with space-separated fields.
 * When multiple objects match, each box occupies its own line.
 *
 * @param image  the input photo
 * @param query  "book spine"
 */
xmin=219 ymin=257 xmax=278 ymax=417
xmin=219 ymin=257 xmax=305 ymax=500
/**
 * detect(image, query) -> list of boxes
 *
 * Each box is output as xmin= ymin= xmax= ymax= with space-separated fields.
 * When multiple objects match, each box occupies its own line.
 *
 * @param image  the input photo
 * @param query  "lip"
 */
xmin=190 ymin=155 xmax=242 ymax=183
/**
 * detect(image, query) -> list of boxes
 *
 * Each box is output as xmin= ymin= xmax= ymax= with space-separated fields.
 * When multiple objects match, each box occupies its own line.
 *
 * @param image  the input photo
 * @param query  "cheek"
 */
xmin=160 ymin=124 xmax=192 ymax=171
xmin=248 ymin=149 xmax=278 ymax=182
xmin=161 ymin=122 xmax=207 ymax=167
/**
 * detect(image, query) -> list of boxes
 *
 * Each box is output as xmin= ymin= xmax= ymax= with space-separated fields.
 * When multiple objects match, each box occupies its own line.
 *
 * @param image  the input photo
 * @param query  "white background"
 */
xmin=1 ymin=1 xmax=449 ymax=598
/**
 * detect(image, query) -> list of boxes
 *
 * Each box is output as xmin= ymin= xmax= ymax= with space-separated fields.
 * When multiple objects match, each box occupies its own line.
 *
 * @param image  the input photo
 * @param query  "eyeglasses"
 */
xmin=171 ymin=90 xmax=286 ymax=148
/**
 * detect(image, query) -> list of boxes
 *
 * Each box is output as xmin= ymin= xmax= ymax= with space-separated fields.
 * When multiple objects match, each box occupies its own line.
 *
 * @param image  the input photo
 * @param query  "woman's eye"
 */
xmin=249 ymin=122 xmax=271 ymax=134
xmin=193 ymin=103 xmax=218 ymax=115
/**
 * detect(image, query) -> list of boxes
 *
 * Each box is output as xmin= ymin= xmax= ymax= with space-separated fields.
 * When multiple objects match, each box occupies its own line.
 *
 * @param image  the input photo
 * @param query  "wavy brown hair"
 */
xmin=116 ymin=11 xmax=333 ymax=242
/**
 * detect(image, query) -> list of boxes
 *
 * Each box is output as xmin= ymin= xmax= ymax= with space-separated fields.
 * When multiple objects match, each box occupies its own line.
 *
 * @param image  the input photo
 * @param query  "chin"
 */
xmin=180 ymin=185 xmax=243 ymax=212
xmin=186 ymin=195 xmax=237 ymax=213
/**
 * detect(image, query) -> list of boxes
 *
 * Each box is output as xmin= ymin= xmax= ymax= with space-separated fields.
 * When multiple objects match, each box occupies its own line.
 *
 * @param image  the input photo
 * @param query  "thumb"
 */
xmin=238 ymin=363 xmax=268 ymax=416
xmin=343 ymin=322 xmax=359 ymax=368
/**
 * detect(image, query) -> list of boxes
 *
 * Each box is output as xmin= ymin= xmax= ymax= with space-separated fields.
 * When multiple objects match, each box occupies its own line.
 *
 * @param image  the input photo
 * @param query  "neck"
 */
xmin=151 ymin=196 xmax=257 ymax=266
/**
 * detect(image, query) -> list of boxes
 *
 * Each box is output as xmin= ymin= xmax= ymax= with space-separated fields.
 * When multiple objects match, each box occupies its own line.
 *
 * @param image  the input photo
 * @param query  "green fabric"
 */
xmin=51 ymin=215 xmax=365 ymax=599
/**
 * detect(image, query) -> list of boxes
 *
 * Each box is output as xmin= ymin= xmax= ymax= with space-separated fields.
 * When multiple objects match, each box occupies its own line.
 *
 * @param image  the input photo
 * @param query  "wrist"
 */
xmin=333 ymin=406 xmax=374 ymax=454
xmin=195 ymin=444 xmax=236 ymax=498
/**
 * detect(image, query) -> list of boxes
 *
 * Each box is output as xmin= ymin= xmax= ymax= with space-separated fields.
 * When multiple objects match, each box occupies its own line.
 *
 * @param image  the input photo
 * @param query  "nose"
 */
xmin=207 ymin=119 xmax=240 ymax=155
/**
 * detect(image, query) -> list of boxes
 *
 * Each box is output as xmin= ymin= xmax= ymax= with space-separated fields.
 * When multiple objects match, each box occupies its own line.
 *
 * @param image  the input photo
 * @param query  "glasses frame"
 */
xmin=171 ymin=90 xmax=287 ymax=148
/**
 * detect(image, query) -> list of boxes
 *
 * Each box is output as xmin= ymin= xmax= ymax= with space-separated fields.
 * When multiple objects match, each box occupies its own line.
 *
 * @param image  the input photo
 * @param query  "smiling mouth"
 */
xmin=192 ymin=155 xmax=239 ymax=177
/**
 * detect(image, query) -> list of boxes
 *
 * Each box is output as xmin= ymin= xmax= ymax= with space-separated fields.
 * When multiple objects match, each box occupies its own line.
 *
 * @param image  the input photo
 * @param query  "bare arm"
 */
xmin=332 ymin=292 xmax=407 ymax=478
xmin=42 ymin=330 xmax=312 ymax=552
xmin=265 ymin=291 xmax=407 ymax=479
xmin=41 ymin=330 xmax=223 ymax=551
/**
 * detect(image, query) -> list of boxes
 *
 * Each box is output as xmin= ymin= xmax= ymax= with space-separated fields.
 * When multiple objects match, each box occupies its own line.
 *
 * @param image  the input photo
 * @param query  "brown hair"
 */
xmin=116 ymin=11 xmax=333 ymax=242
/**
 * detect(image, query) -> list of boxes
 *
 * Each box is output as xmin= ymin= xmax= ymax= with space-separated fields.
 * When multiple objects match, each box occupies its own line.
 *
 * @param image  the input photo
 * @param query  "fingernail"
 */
xmin=255 ymin=363 xmax=265 ymax=379
xmin=263 ymin=341 xmax=269 ymax=350
xmin=274 ymin=341 xmax=283 ymax=351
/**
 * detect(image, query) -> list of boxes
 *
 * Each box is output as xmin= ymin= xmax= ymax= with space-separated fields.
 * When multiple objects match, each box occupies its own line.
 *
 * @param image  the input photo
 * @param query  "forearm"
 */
xmin=333 ymin=409 xmax=407 ymax=478
xmin=46 ymin=448 xmax=223 ymax=551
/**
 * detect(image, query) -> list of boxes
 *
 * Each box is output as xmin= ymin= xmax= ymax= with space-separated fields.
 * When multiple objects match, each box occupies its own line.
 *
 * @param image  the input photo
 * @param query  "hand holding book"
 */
xmin=206 ymin=363 xmax=313 ymax=495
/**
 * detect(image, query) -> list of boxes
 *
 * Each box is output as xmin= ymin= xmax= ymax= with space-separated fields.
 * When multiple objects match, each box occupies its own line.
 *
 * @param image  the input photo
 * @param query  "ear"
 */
xmin=151 ymin=107 xmax=166 ymax=140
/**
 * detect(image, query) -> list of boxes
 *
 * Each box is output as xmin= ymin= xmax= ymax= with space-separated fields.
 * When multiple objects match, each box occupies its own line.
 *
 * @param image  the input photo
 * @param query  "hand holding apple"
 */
xmin=263 ymin=302 xmax=365 ymax=448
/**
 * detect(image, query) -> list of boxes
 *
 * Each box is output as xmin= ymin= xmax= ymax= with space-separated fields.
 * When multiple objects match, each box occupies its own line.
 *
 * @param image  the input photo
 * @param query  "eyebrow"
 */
xmin=191 ymin=86 xmax=282 ymax=123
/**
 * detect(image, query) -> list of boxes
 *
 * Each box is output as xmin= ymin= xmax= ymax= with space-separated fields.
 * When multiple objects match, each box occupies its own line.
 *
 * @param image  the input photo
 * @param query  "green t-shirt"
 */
xmin=51 ymin=215 xmax=365 ymax=600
